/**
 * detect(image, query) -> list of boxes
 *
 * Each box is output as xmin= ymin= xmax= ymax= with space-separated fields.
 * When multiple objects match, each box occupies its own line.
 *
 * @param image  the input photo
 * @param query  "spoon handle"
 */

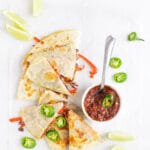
xmin=100 ymin=35 xmax=116 ymax=90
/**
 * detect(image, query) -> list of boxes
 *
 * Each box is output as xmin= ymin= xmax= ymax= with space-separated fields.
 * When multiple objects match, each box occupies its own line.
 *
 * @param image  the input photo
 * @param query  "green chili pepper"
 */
xmin=102 ymin=94 xmax=114 ymax=108
xmin=46 ymin=129 xmax=60 ymax=142
xmin=113 ymin=72 xmax=127 ymax=83
xmin=128 ymin=32 xmax=144 ymax=41
xmin=21 ymin=137 xmax=36 ymax=149
xmin=56 ymin=116 xmax=67 ymax=128
xmin=109 ymin=57 xmax=122 ymax=69
xmin=40 ymin=105 xmax=55 ymax=117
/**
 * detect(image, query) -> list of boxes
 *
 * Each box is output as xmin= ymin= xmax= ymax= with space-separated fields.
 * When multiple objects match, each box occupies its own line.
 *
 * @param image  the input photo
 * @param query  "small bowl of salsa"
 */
xmin=82 ymin=84 xmax=120 ymax=122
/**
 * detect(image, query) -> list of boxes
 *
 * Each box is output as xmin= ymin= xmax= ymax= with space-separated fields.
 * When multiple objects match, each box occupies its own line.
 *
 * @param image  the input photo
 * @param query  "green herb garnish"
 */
xmin=113 ymin=72 xmax=127 ymax=83
xmin=102 ymin=94 xmax=114 ymax=108
xmin=109 ymin=57 xmax=122 ymax=69
xmin=128 ymin=32 xmax=144 ymax=41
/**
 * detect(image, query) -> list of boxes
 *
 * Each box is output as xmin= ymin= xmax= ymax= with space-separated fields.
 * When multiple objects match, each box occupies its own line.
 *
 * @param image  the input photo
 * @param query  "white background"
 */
xmin=0 ymin=0 xmax=149 ymax=149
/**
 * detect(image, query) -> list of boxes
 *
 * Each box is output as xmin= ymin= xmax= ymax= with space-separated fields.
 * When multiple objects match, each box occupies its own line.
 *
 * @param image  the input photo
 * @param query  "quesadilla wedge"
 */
xmin=68 ymin=110 xmax=102 ymax=150
xmin=23 ymin=30 xmax=79 ymax=80
xmin=30 ymin=29 xmax=79 ymax=54
xmin=25 ymin=55 xmax=70 ymax=95
xmin=44 ymin=115 xmax=69 ymax=150
xmin=39 ymin=89 xmax=68 ymax=104
xmin=20 ymin=102 xmax=64 ymax=139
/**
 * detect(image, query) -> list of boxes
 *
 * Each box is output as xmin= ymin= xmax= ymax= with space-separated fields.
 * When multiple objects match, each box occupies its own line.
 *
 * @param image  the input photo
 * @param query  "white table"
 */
xmin=0 ymin=0 xmax=149 ymax=149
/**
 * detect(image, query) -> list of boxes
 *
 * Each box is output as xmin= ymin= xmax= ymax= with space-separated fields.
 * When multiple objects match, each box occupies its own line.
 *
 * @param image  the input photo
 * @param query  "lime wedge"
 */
xmin=6 ymin=24 xmax=32 ymax=41
xmin=111 ymin=145 xmax=125 ymax=150
xmin=3 ymin=11 xmax=28 ymax=31
xmin=33 ymin=0 xmax=43 ymax=16
xmin=108 ymin=131 xmax=134 ymax=141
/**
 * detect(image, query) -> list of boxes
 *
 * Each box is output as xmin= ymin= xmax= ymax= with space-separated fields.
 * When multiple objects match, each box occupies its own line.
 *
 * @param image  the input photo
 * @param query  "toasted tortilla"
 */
xmin=68 ymin=110 xmax=102 ymax=150
xmin=17 ymin=75 xmax=44 ymax=101
xmin=67 ymin=102 xmax=84 ymax=118
xmin=39 ymin=89 xmax=68 ymax=104
xmin=20 ymin=102 xmax=64 ymax=139
xmin=23 ymin=30 xmax=79 ymax=80
xmin=30 ymin=29 xmax=79 ymax=54
xmin=25 ymin=56 xmax=70 ymax=95
xmin=44 ymin=116 xmax=69 ymax=150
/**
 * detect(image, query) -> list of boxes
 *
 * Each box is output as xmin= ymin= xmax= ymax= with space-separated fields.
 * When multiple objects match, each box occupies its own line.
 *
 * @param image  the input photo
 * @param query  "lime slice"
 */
xmin=6 ymin=24 xmax=32 ymax=41
xmin=33 ymin=0 xmax=43 ymax=16
xmin=111 ymin=145 xmax=125 ymax=150
xmin=3 ymin=11 xmax=28 ymax=31
xmin=108 ymin=131 xmax=134 ymax=141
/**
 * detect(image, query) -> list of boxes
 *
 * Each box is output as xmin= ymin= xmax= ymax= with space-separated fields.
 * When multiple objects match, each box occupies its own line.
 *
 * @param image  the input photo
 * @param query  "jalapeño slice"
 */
xmin=56 ymin=116 xmax=67 ymax=128
xmin=102 ymin=94 xmax=114 ymax=108
xmin=46 ymin=129 xmax=60 ymax=142
xmin=40 ymin=105 xmax=55 ymax=117
xmin=109 ymin=57 xmax=122 ymax=69
xmin=113 ymin=72 xmax=127 ymax=83
xmin=21 ymin=137 xmax=36 ymax=149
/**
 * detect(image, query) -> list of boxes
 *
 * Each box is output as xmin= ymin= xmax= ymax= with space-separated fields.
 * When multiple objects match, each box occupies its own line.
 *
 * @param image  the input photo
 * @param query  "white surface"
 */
xmin=0 ymin=0 xmax=149 ymax=149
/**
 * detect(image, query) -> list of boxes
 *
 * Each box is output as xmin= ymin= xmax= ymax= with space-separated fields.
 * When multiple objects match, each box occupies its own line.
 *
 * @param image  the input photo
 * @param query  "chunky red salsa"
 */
xmin=84 ymin=85 xmax=120 ymax=121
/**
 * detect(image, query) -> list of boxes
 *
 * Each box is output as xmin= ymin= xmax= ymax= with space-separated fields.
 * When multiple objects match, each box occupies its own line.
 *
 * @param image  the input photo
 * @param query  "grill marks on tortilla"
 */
xmin=24 ymin=79 xmax=36 ymax=97
xmin=17 ymin=76 xmax=42 ymax=100
xmin=68 ymin=110 xmax=102 ymax=150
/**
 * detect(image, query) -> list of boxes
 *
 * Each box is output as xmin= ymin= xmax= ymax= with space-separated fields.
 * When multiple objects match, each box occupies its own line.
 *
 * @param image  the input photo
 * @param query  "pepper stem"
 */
xmin=136 ymin=37 xmax=145 ymax=41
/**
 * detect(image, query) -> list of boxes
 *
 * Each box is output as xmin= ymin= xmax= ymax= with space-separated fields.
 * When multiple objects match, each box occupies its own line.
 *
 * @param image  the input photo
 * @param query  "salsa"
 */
xmin=84 ymin=85 xmax=120 ymax=121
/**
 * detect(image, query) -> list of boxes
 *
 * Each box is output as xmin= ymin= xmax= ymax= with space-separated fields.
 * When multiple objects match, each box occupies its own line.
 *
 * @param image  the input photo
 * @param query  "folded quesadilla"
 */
xmin=68 ymin=110 xmax=102 ymax=150
xmin=25 ymin=56 xmax=70 ymax=95
xmin=44 ymin=115 xmax=69 ymax=150
xmin=23 ymin=30 xmax=79 ymax=80
xmin=39 ymin=89 xmax=68 ymax=104
xmin=20 ymin=102 xmax=64 ymax=139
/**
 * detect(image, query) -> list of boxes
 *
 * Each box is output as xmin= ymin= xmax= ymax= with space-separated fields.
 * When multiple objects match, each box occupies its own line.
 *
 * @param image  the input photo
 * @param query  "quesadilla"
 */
xmin=23 ymin=30 xmax=79 ymax=80
xmin=68 ymin=110 xmax=102 ymax=150
xmin=20 ymin=102 xmax=64 ymax=139
xmin=45 ymin=115 xmax=69 ymax=150
xmin=39 ymin=89 xmax=68 ymax=104
xmin=25 ymin=55 xmax=70 ymax=95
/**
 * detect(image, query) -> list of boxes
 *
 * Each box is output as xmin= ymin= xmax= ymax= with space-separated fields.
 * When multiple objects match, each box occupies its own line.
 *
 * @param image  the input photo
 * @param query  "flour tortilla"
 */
xmin=25 ymin=56 xmax=70 ymax=95
xmin=20 ymin=102 xmax=64 ymax=139
xmin=39 ymin=89 xmax=68 ymax=104
xmin=68 ymin=110 xmax=102 ymax=150
xmin=17 ymin=75 xmax=45 ymax=101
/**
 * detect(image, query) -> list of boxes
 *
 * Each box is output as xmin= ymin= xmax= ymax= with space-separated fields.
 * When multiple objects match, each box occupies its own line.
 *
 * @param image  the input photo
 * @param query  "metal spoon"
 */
xmin=96 ymin=35 xmax=116 ymax=94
